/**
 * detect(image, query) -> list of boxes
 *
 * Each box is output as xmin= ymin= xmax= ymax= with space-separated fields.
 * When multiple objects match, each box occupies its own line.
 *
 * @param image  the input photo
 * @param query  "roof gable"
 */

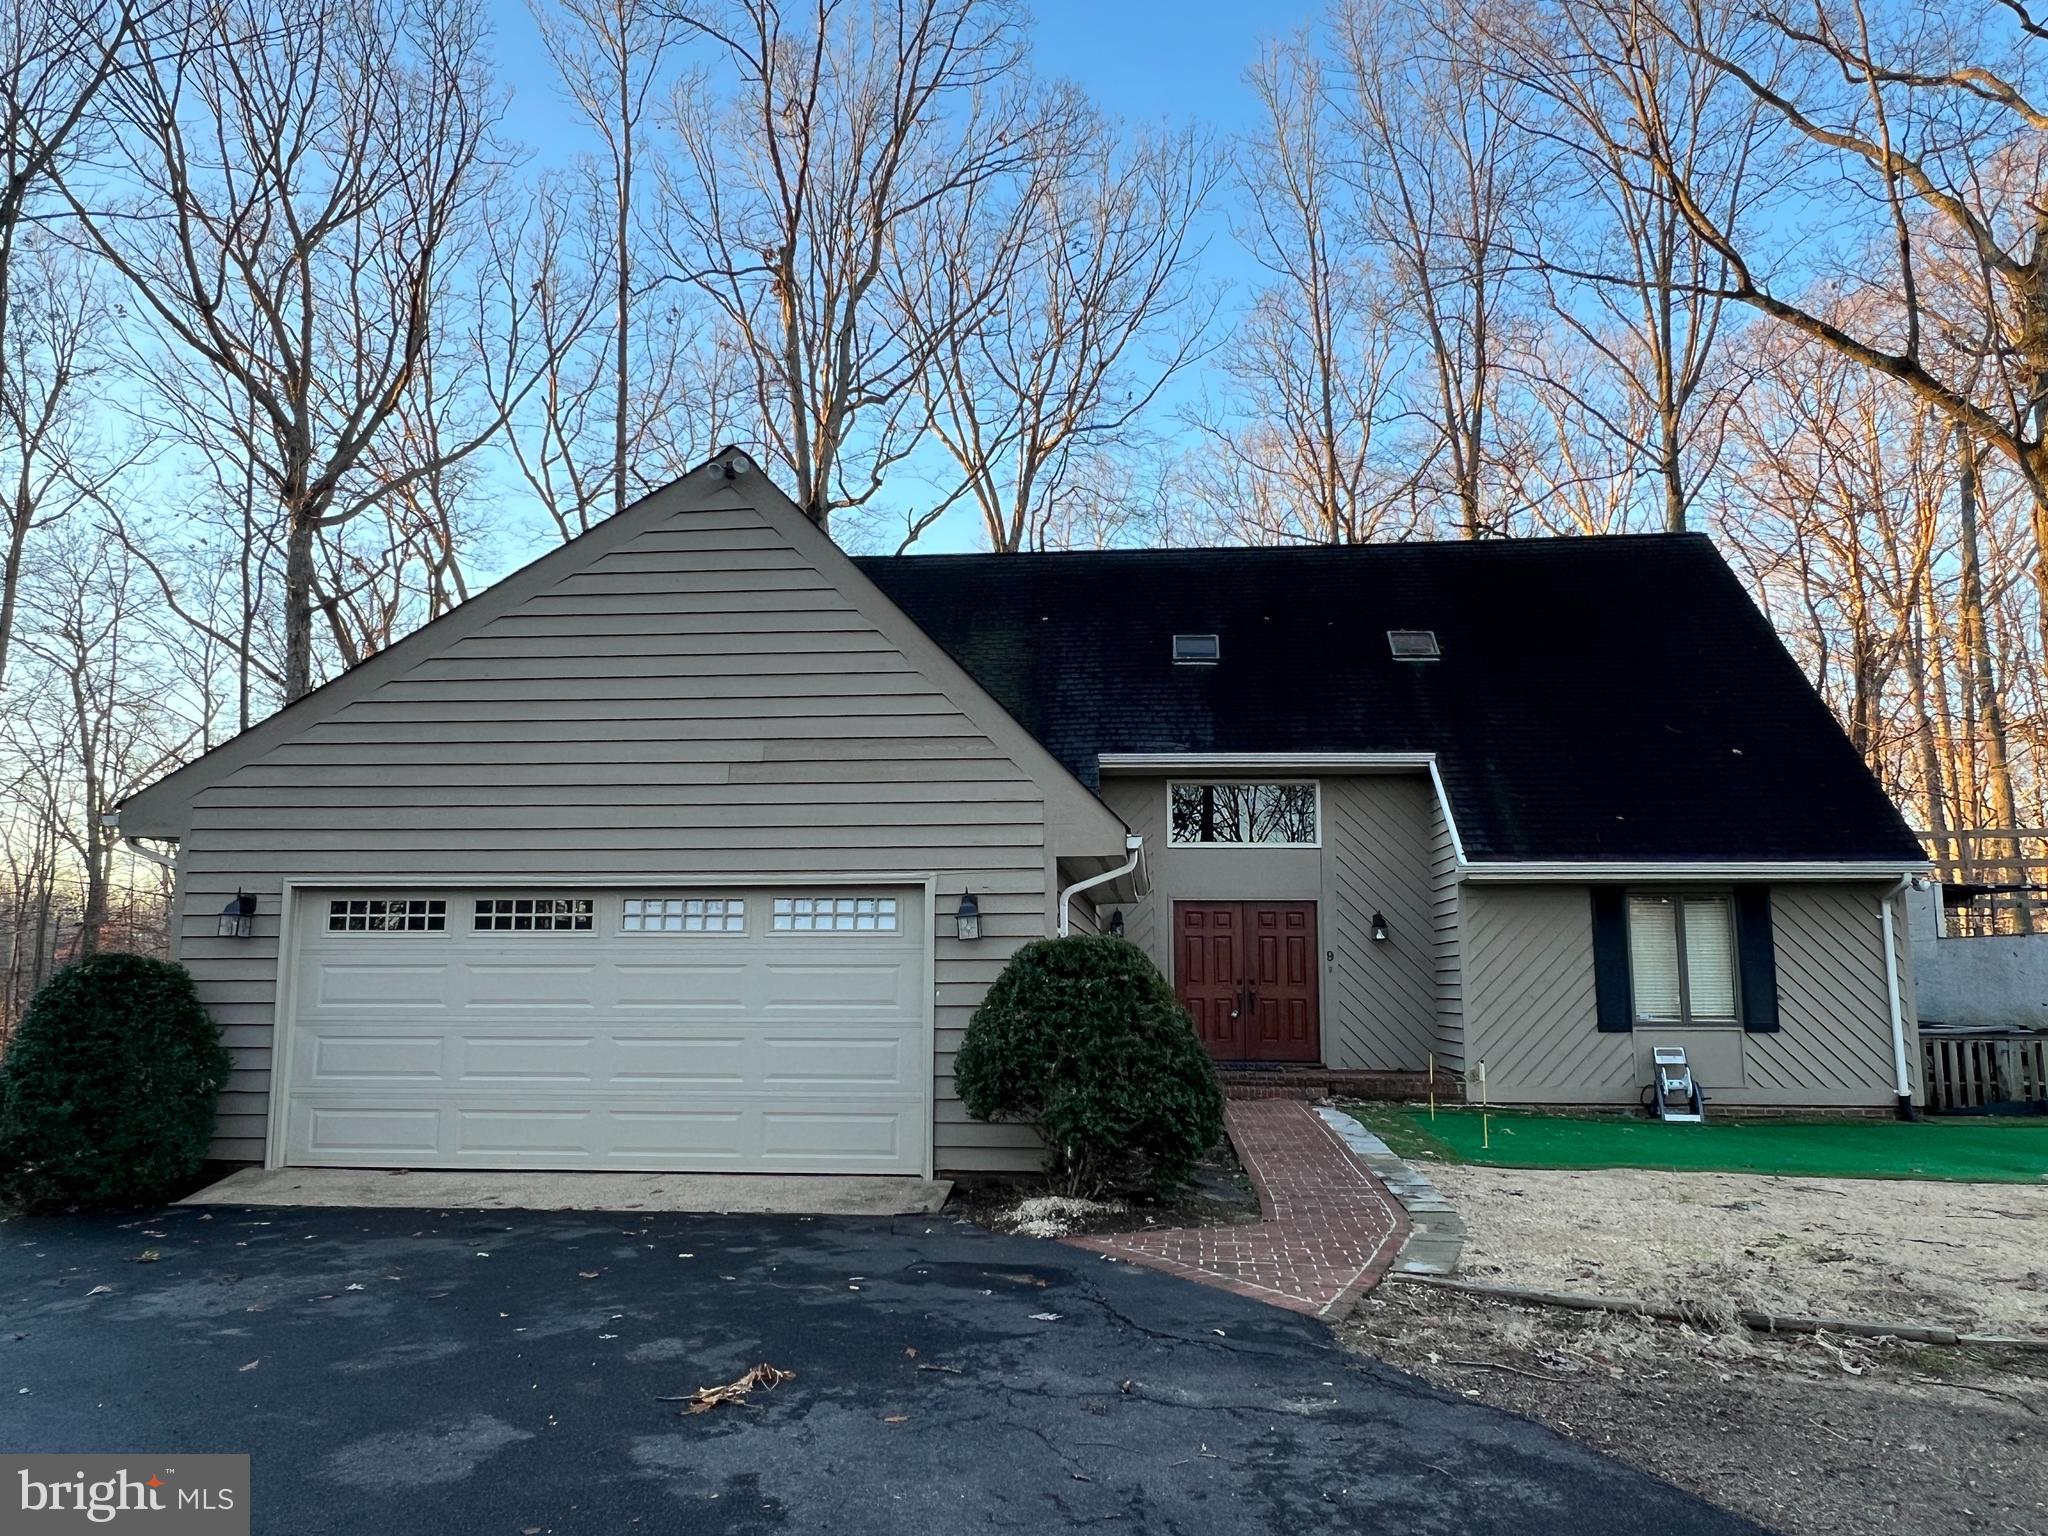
xmin=119 ymin=453 xmax=1126 ymax=855
xmin=855 ymin=534 xmax=1926 ymax=866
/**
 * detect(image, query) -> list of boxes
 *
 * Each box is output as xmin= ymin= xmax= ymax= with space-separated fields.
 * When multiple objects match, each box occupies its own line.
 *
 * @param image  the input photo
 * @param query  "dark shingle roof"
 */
xmin=854 ymin=533 xmax=1924 ymax=865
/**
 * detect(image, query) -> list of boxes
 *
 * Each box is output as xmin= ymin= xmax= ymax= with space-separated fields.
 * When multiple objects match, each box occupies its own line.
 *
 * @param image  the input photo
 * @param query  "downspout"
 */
xmin=1878 ymin=874 xmax=1919 ymax=1122
xmin=1057 ymin=835 xmax=1144 ymax=937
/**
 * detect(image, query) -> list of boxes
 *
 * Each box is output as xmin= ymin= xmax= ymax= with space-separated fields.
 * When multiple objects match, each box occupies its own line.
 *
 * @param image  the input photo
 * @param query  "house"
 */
xmin=115 ymin=450 xmax=1931 ymax=1179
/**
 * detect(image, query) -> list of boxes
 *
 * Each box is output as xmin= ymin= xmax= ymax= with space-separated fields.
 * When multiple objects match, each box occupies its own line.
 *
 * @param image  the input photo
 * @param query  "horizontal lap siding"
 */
xmin=173 ymin=497 xmax=1060 ymax=1172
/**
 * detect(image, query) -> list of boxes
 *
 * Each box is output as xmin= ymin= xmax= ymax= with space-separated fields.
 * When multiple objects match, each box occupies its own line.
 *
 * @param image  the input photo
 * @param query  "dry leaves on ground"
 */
xmin=663 ymin=1362 xmax=796 ymax=1415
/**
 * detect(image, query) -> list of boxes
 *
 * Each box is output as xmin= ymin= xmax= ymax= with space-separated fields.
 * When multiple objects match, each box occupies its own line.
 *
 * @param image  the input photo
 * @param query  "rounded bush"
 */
xmin=0 ymin=954 xmax=232 ymax=1211
xmin=954 ymin=935 xmax=1225 ymax=1195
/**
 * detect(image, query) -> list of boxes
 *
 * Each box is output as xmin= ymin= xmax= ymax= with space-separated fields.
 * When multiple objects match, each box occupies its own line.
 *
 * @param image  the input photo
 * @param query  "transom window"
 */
xmin=473 ymin=897 xmax=595 ymax=933
xmin=1627 ymin=893 xmax=1738 ymax=1024
xmin=772 ymin=896 xmax=899 ymax=932
xmin=328 ymin=898 xmax=446 ymax=933
xmin=1168 ymin=782 xmax=1319 ymax=846
xmin=623 ymin=896 xmax=745 ymax=933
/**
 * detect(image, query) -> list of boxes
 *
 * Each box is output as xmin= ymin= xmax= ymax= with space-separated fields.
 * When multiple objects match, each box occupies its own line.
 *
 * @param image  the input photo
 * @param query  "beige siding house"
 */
xmin=118 ymin=451 xmax=1931 ymax=1180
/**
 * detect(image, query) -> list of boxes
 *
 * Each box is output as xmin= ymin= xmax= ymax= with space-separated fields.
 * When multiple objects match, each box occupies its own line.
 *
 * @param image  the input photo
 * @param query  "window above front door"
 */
xmin=1167 ymin=781 xmax=1320 ymax=846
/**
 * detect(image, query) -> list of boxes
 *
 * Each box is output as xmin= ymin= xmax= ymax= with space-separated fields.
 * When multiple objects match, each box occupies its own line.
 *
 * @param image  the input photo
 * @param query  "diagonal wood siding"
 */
xmin=1322 ymin=778 xmax=1438 ymax=1069
xmin=168 ymin=487 xmax=1106 ymax=1172
xmin=1747 ymin=884 xmax=1914 ymax=1098
xmin=1096 ymin=774 xmax=1439 ymax=1070
xmin=1462 ymin=885 xmax=1635 ymax=1100
xmin=1462 ymin=881 xmax=1915 ymax=1107
xmin=1428 ymin=795 xmax=1464 ymax=1073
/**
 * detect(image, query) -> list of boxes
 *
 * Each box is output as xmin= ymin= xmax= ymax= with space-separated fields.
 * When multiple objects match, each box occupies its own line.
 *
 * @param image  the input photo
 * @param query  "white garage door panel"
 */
xmin=282 ymin=885 xmax=928 ymax=1174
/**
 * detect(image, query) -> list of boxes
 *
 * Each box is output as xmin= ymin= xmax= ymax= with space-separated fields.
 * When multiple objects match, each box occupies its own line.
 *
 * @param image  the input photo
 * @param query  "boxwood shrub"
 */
xmin=954 ymin=935 xmax=1224 ymax=1195
xmin=0 ymin=954 xmax=232 ymax=1211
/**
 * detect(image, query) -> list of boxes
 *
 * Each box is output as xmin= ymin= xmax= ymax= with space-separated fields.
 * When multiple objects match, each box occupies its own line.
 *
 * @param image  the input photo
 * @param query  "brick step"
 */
xmin=1217 ymin=1067 xmax=1458 ymax=1102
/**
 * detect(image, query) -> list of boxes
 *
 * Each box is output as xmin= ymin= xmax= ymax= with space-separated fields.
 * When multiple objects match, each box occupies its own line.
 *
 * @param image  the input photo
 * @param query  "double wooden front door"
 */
xmin=1173 ymin=901 xmax=1321 ymax=1063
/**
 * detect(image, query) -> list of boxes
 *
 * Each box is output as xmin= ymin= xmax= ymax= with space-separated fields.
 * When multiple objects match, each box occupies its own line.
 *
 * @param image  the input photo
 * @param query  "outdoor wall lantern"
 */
xmin=955 ymin=890 xmax=981 ymax=942
xmin=1370 ymin=911 xmax=1389 ymax=943
xmin=218 ymin=890 xmax=257 ymax=940
xmin=1107 ymin=909 xmax=1126 ymax=938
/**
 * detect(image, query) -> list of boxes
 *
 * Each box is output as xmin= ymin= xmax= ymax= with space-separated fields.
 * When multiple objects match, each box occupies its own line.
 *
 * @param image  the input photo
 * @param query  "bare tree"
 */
xmin=657 ymin=0 xmax=1055 ymax=533
xmin=13 ymin=529 xmax=194 ymax=957
xmin=1624 ymin=1 xmax=2048 ymax=650
xmin=906 ymin=108 xmax=1218 ymax=553
xmin=0 ymin=2 xmax=163 ymax=687
xmin=1193 ymin=38 xmax=1412 ymax=546
xmin=63 ymin=0 xmax=522 ymax=700
xmin=1335 ymin=0 xmax=1552 ymax=538
xmin=1489 ymin=0 xmax=1765 ymax=530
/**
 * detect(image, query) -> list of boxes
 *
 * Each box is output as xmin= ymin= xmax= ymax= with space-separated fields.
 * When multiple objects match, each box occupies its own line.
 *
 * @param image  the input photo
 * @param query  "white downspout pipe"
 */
xmin=1057 ymin=835 xmax=1143 ymax=937
xmin=1878 ymin=874 xmax=1917 ymax=1121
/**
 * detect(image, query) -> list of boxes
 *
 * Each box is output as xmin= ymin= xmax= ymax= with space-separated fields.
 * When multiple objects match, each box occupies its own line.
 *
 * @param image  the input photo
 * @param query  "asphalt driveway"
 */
xmin=0 ymin=1204 xmax=1762 ymax=1534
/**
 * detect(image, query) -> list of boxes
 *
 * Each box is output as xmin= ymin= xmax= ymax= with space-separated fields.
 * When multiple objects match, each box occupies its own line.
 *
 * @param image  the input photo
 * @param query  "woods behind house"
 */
xmin=3 ymin=0 xmax=2045 ymax=1017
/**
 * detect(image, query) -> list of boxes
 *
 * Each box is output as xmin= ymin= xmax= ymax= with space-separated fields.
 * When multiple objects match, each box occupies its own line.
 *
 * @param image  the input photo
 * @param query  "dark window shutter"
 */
xmin=1735 ymin=886 xmax=1779 ymax=1032
xmin=1590 ymin=888 xmax=1633 ymax=1033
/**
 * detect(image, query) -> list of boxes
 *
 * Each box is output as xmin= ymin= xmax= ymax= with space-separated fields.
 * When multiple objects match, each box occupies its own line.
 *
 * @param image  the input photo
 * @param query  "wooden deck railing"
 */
xmin=1914 ymin=826 xmax=2048 ymax=936
xmin=1921 ymin=1030 xmax=2048 ymax=1113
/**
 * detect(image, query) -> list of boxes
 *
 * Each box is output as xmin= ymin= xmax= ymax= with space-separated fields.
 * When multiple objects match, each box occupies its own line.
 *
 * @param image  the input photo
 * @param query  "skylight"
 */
xmin=1172 ymin=633 xmax=1220 ymax=664
xmin=1387 ymin=629 xmax=1440 ymax=660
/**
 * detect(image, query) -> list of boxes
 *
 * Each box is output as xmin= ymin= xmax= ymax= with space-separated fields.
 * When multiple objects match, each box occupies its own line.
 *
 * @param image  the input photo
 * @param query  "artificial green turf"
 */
xmin=1345 ymin=1104 xmax=2048 ymax=1184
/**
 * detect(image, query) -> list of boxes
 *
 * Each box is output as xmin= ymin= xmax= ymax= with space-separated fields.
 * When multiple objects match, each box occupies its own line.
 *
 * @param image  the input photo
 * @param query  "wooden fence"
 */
xmin=1921 ymin=1030 xmax=2048 ymax=1113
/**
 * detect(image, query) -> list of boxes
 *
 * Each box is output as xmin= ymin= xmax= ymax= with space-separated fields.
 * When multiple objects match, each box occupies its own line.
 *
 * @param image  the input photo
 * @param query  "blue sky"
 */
xmin=473 ymin=0 xmax=1318 ymax=563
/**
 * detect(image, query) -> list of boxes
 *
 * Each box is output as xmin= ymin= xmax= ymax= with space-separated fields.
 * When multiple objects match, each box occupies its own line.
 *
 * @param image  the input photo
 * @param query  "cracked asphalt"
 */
xmin=1 ymin=1205 xmax=1765 ymax=1534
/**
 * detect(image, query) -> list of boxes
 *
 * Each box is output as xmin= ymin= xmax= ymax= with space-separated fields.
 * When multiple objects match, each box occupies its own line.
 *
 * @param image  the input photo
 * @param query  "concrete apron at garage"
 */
xmin=180 ymin=1167 xmax=953 ymax=1215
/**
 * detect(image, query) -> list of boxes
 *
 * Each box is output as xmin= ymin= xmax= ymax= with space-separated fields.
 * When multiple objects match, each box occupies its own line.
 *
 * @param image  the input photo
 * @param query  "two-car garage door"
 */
xmin=280 ymin=885 xmax=929 ymax=1174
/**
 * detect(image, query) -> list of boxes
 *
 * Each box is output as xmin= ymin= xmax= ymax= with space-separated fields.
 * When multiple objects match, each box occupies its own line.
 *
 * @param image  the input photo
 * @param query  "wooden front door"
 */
xmin=1173 ymin=901 xmax=1320 ymax=1063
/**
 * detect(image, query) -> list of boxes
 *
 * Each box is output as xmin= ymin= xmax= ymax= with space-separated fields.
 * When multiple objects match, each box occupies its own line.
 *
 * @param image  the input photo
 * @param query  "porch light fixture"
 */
xmin=218 ymin=890 xmax=257 ymax=940
xmin=1107 ymin=909 xmax=1125 ymax=939
xmin=955 ymin=890 xmax=981 ymax=943
xmin=1370 ymin=911 xmax=1389 ymax=942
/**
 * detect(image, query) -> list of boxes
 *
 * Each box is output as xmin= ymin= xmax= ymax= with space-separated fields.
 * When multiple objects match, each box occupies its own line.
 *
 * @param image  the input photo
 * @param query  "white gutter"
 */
xmin=1096 ymin=752 xmax=1436 ymax=772
xmin=1878 ymin=874 xmax=1916 ymax=1120
xmin=1460 ymin=860 xmax=1931 ymax=882
xmin=121 ymin=835 xmax=178 ymax=874
xmin=1058 ymin=835 xmax=1144 ymax=937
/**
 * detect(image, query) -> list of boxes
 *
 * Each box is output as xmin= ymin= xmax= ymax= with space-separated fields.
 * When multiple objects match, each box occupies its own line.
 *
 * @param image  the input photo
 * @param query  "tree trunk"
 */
xmin=1955 ymin=434 xmax=2032 ymax=930
xmin=283 ymin=504 xmax=318 ymax=702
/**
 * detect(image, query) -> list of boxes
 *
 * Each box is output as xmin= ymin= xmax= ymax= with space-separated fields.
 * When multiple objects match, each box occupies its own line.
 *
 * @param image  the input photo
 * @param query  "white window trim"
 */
xmin=1164 ymin=780 xmax=1323 ymax=849
xmin=1627 ymin=888 xmax=1743 ymax=1029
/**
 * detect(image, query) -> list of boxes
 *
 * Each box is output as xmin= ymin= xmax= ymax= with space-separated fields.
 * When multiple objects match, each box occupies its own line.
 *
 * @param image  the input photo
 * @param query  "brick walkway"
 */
xmin=1067 ymin=1099 xmax=1408 ymax=1319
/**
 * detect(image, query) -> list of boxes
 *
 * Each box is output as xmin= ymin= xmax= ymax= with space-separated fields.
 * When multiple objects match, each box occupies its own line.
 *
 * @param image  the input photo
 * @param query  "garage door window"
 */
xmin=327 ymin=898 xmax=446 ymax=933
xmin=622 ymin=896 xmax=746 ymax=933
xmin=473 ymin=897 xmax=595 ymax=933
xmin=772 ymin=895 xmax=899 ymax=932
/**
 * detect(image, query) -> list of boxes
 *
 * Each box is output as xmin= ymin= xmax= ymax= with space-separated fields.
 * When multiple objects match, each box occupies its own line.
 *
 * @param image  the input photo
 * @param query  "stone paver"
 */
xmin=1068 ymin=1098 xmax=1407 ymax=1318
xmin=1316 ymin=1104 xmax=1465 ymax=1276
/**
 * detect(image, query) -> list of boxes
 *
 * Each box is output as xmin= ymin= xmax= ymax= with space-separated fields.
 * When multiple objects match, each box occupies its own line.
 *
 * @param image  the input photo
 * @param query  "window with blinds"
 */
xmin=1626 ymin=893 xmax=1738 ymax=1025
